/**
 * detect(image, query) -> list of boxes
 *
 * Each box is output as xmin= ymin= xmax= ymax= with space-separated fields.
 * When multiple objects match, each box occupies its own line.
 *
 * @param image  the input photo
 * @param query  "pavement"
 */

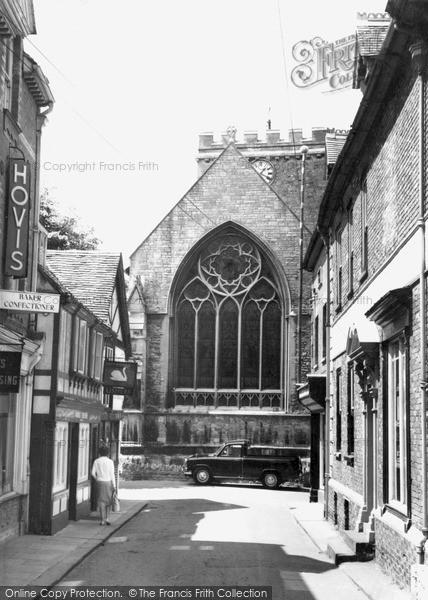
xmin=0 ymin=485 xmax=414 ymax=600
xmin=289 ymin=494 xmax=412 ymax=600
xmin=0 ymin=498 xmax=147 ymax=588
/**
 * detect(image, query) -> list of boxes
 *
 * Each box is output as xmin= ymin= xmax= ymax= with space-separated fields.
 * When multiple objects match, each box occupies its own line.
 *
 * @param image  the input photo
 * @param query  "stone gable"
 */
xmin=131 ymin=143 xmax=303 ymax=314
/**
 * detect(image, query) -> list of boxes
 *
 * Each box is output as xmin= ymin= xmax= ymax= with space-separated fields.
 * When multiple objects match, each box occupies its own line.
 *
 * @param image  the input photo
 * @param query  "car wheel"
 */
xmin=262 ymin=472 xmax=280 ymax=489
xmin=193 ymin=467 xmax=212 ymax=485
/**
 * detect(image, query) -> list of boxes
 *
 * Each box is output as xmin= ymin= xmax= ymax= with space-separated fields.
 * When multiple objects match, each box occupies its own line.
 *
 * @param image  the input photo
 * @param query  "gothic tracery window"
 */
xmin=174 ymin=235 xmax=283 ymax=409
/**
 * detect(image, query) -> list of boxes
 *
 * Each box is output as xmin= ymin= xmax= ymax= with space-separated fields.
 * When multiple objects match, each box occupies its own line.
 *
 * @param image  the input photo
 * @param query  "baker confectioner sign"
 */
xmin=0 ymin=290 xmax=60 ymax=313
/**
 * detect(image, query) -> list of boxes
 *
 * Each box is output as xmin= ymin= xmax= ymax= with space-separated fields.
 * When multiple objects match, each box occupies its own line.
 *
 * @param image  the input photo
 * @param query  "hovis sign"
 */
xmin=0 ymin=290 xmax=60 ymax=313
xmin=5 ymin=159 xmax=31 ymax=277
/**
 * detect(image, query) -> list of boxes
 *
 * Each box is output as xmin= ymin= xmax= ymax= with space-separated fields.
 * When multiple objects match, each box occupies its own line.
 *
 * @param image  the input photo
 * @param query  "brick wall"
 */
xmin=329 ymin=57 xmax=419 ymax=318
xmin=322 ymin=41 xmax=428 ymax=588
xmin=375 ymin=518 xmax=419 ymax=589
xmin=0 ymin=495 xmax=27 ymax=541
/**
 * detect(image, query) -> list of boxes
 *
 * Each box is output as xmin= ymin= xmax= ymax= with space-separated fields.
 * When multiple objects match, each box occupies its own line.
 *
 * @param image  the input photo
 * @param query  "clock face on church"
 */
xmin=252 ymin=159 xmax=275 ymax=183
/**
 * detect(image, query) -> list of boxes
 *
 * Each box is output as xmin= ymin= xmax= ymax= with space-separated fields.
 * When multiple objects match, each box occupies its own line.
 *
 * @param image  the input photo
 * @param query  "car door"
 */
xmin=209 ymin=443 xmax=244 ymax=478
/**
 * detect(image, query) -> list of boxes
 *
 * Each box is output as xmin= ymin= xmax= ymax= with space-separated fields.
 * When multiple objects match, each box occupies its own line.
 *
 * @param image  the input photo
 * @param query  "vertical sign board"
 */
xmin=5 ymin=159 xmax=31 ymax=278
xmin=0 ymin=352 xmax=21 ymax=393
xmin=103 ymin=361 xmax=137 ymax=395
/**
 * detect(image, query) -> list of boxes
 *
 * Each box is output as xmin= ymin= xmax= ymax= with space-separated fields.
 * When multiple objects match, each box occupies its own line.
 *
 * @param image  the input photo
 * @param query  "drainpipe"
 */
xmin=29 ymin=104 xmax=53 ymax=332
xmin=31 ymin=103 xmax=53 ymax=292
xmin=321 ymin=230 xmax=331 ymax=520
xmin=411 ymin=40 xmax=428 ymax=563
xmin=297 ymin=145 xmax=309 ymax=386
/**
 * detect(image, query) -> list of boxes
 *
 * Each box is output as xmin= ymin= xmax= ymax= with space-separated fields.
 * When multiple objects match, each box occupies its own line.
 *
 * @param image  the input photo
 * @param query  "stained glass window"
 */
xmin=175 ymin=234 xmax=283 ymax=407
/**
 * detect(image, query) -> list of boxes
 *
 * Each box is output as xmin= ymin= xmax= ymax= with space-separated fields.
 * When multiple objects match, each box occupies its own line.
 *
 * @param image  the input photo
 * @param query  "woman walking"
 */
xmin=91 ymin=445 xmax=116 ymax=525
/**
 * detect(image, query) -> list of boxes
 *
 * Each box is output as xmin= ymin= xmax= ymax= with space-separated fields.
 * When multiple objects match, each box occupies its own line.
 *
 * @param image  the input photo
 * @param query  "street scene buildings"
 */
xmin=1 ymin=0 xmax=428 ymax=597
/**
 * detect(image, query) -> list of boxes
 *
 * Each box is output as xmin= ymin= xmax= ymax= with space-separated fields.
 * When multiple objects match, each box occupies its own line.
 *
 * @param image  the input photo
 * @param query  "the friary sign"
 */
xmin=291 ymin=35 xmax=356 ymax=92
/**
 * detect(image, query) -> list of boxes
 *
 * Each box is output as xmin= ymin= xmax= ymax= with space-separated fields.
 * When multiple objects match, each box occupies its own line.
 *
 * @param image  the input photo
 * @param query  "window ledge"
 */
xmin=344 ymin=454 xmax=354 ymax=467
xmin=381 ymin=502 xmax=411 ymax=533
xmin=359 ymin=268 xmax=368 ymax=284
xmin=335 ymin=451 xmax=342 ymax=461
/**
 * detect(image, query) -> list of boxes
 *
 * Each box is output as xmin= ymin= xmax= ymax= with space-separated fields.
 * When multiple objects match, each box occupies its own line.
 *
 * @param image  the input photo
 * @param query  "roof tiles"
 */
xmin=46 ymin=250 xmax=121 ymax=324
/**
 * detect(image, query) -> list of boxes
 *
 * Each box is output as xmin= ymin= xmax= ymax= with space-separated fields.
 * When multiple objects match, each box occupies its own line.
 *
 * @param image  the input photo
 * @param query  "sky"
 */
xmin=29 ymin=0 xmax=389 ymax=264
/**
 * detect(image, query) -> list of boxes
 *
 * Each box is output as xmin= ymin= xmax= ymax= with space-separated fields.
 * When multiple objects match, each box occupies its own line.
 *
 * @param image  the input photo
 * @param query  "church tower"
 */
xmin=124 ymin=127 xmax=331 ymax=455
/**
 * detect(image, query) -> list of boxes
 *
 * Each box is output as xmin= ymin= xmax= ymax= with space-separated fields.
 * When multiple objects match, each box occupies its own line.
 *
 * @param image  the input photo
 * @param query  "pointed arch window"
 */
xmin=173 ymin=234 xmax=284 ymax=409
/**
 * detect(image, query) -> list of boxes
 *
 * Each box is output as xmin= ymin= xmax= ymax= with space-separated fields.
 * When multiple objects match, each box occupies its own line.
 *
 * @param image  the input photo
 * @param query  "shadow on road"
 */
xmin=59 ymin=498 xmax=337 ymax=600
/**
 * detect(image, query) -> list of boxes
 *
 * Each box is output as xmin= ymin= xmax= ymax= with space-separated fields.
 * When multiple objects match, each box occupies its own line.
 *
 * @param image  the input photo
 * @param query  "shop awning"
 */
xmin=56 ymin=396 xmax=107 ymax=423
xmin=298 ymin=374 xmax=326 ymax=413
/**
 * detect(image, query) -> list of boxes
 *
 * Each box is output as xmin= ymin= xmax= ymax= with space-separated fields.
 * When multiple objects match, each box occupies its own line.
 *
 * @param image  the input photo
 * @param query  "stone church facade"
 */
xmin=125 ymin=128 xmax=330 ymax=452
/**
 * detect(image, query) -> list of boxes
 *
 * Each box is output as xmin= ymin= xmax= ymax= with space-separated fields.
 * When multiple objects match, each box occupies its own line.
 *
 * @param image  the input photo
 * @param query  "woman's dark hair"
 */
xmin=99 ymin=445 xmax=110 ymax=457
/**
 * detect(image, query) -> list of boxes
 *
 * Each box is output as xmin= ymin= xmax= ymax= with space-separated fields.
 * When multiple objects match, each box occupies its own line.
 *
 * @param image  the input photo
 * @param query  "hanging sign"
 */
xmin=291 ymin=35 xmax=356 ymax=92
xmin=103 ymin=361 xmax=137 ymax=395
xmin=5 ymin=159 xmax=31 ymax=278
xmin=0 ymin=289 xmax=60 ymax=313
xmin=0 ymin=351 xmax=21 ymax=392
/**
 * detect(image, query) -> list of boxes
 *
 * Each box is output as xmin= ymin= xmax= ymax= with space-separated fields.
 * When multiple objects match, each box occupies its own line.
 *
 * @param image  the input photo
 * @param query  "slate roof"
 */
xmin=46 ymin=250 xmax=121 ymax=325
xmin=325 ymin=130 xmax=349 ymax=166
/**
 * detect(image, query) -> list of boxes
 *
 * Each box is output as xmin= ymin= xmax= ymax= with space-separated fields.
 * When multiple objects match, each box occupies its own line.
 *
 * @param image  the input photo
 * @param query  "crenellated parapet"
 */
xmin=197 ymin=127 xmax=335 ymax=175
xmin=199 ymin=127 xmax=329 ymax=149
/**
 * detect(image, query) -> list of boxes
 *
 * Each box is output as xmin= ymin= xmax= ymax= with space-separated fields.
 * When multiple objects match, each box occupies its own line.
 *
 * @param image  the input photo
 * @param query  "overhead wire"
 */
xmin=1 ymin=4 xmax=314 ymax=234
xmin=276 ymin=0 xmax=314 ymax=238
xmin=0 ymin=7 xmax=124 ymax=157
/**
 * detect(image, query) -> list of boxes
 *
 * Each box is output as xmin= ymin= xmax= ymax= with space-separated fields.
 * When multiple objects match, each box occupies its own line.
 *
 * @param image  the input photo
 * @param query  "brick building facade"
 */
xmin=0 ymin=0 xmax=54 ymax=540
xmin=125 ymin=128 xmax=332 ymax=458
xmin=303 ymin=1 xmax=428 ymax=591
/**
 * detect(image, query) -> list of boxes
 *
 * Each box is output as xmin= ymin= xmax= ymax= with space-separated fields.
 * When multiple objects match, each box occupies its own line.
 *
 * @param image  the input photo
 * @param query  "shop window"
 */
xmin=58 ymin=310 xmax=71 ymax=374
xmin=174 ymin=234 xmax=283 ymax=407
xmin=53 ymin=422 xmax=69 ymax=493
xmin=387 ymin=336 xmax=408 ymax=510
xmin=322 ymin=303 xmax=327 ymax=361
xmin=347 ymin=364 xmax=355 ymax=457
xmin=335 ymin=229 xmax=343 ymax=311
xmin=77 ymin=319 xmax=88 ymax=374
xmin=347 ymin=205 xmax=354 ymax=297
xmin=336 ymin=368 xmax=342 ymax=454
xmin=4 ymin=37 xmax=13 ymax=112
xmin=89 ymin=331 xmax=104 ymax=380
xmin=313 ymin=315 xmax=319 ymax=367
xmin=0 ymin=394 xmax=15 ymax=495
xmin=72 ymin=316 xmax=89 ymax=375
xmin=77 ymin=423 xmax=90 ymax=482
xmin=360 ymin=178 xmax=368 ymax=280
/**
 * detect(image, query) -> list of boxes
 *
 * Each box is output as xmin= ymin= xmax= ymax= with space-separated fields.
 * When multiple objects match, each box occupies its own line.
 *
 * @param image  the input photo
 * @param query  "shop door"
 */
xmin=68 ymin=423 xmax=79 ymax=521
xmin=90 ymin=425 xmax=99 ymax=511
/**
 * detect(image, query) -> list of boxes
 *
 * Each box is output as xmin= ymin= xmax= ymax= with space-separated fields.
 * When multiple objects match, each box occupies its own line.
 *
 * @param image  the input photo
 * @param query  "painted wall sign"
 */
xmin=0 ymin=351 xmax=21 ymax=392
xmin=291 ymin=35 xmax=356 ymax=92
xmin=0 ymin=289 xmax=61 ymax=313
xmin=103 ymin=361 xmax=137 ymax=395
xmin=5 ymin=159 xmax=31 ymax=277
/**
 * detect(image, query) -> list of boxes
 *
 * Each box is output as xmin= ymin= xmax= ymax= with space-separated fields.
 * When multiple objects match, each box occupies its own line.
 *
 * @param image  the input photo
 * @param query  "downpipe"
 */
xmin=411 ymin=41 xmax=428 ymax=564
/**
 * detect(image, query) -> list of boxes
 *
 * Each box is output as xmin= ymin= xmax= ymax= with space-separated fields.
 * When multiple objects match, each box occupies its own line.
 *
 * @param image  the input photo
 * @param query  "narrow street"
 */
xmin=57 ymin=481 xmax=370 ymax=600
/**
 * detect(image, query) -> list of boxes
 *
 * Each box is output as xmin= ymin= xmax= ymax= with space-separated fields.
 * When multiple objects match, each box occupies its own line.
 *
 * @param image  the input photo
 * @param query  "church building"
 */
xmin=125 ymin=127 xmax=331 ymax=454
